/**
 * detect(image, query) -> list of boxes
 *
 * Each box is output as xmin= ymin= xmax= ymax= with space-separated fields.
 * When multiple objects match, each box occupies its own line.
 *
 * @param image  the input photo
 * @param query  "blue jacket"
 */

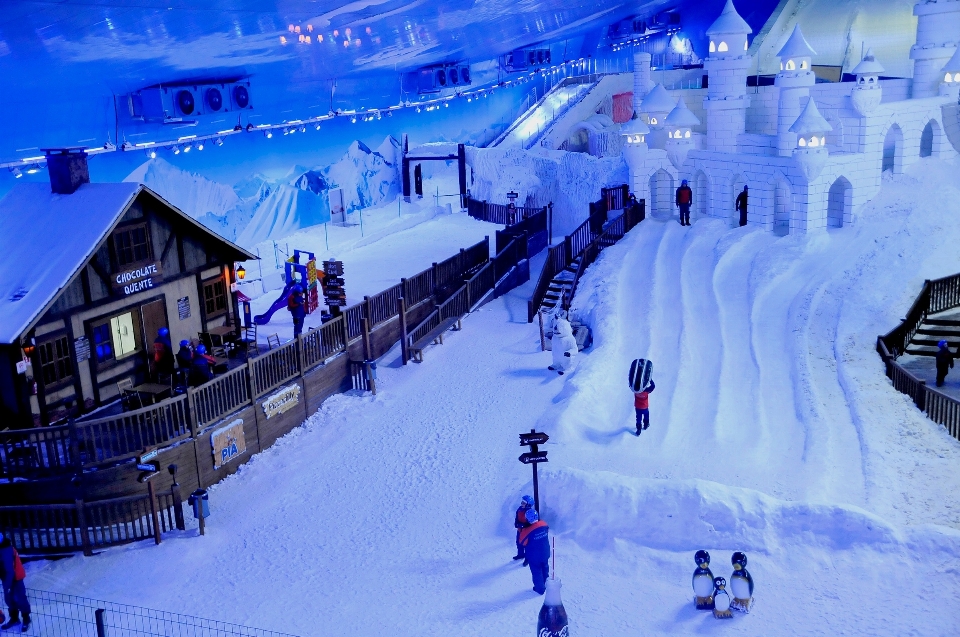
xmin=519 ymin=521 xmax=550 ymax=563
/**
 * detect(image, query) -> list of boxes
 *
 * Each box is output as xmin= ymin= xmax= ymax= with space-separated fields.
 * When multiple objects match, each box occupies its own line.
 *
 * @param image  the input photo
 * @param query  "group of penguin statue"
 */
xmin=691 ymin=550 xmax=754 ymax=619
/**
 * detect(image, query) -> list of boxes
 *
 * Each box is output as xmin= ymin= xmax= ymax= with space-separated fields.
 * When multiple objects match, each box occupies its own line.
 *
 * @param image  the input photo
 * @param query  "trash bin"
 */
xmin=188 ymin=489 xmax=210 ymax=519
xmin=365 ymin=361 xmax=378 ymax=382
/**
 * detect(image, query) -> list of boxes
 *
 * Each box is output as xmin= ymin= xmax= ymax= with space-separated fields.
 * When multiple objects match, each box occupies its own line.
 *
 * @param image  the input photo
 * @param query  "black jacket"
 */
xmin=936 ymin=348 xmax=955 ymax=371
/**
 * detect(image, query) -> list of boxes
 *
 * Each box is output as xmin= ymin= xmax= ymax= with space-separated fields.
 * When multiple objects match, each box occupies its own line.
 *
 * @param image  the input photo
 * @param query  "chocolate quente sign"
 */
xmin=113 ymin=262 xmax=163 ymax=296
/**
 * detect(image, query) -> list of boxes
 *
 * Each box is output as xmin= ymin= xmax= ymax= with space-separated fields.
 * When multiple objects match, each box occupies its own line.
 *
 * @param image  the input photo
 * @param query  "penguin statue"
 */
xmin=729 ymin=551 xmax=754 ymax=613
xmin=712 ymin=577 xmax=733 ymax=619
xmin=691 ymin=550 xmax=715 ymax=610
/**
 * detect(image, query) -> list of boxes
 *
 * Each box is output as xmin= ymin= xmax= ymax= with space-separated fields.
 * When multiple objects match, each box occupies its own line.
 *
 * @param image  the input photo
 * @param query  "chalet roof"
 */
xmin=852 ymin=48 xmax=885 ymax=75
xmin=0 ymin=182 xmax=255 ymax=344
xmin=639 ymin=84 xmax=677 ymax=114
xmin=664 ymin=97 xmax=701 ymax=128
xmin=777 ymin=25 xmax=817 ymax=59
xmin=789 ymin=98 xmax=833 ymax=135
xmin=706 ymin=0 xmax=753 ymax=37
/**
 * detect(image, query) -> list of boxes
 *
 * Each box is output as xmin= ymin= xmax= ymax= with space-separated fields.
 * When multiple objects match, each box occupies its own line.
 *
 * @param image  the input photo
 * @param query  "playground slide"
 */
xmin=254 ymin=282 xmax=295 ymax=325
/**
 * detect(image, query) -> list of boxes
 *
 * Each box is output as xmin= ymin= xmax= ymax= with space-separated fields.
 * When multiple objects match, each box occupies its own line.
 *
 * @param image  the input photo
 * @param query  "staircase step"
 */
xmin=905 ymin=347 xmax=938 ymax=357
xmin=923 ymin=319 xmax=960 ymax=327
xmin=911 ymin=338 xmax=960 ymax=346
xmin=916 ymin=327 xmax=960 ymax=336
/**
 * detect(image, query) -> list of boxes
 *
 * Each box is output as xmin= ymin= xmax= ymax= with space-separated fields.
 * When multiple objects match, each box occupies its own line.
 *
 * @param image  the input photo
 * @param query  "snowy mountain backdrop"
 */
xmin=124 ymin=136 xmax=401 ymax=247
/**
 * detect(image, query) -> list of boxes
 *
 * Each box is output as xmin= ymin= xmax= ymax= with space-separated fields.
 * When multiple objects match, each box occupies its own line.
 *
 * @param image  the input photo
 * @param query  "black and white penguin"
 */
xmin=691 ymin=550 xmax=715 ymax=610
xmin=729 ymin=551 xmax=754 ymax=613
xmin=712 ymin=577 xmax=733 ymax=619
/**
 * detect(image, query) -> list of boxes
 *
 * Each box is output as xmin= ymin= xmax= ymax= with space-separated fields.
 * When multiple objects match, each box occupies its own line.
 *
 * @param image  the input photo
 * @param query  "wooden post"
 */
xmin=341 ymin=310 xmax=351 ymax=346
xmin=198 ymin=507 xmax=206 ymax=536
xmin=76 ymin=499 xmax=93 ymax=556
xmin=548 ymin=203 xmax=553 ymax=245
xmin=186 ymin=387 xmax=199 ymax=438
xmin=366 ymin=362 xmax=377 ymax=396
xmin=538 ymin=311 xmax=547 ymax=352
xmin=917 ymin=380 xmax=927 ymax=411
xmin=95 ymin=609 xmax=107 ymax=637
xmin=361 ymin=317 xmax=373 ymax=362
xmin=399 ymin=297 xmax=409 ymax=365
xmin=432 ymin=262 xmax=439 ymax=295
xmin=563 ymin=235 xmax=573 ymax=267
xmin=147 ymin=479 xmax=162 ymax=545
xmin=171 ymin=482 xmax=185 ymax=531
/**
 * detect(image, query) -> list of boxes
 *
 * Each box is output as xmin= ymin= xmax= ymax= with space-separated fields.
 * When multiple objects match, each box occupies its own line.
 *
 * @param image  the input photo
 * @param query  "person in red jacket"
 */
xmin=513 ymin=495 xmax=535 ymax=563
xmin=676 ymin=180 xmax=693 ymax=226
xmin=634 ymin=380 xmax=656 ymax=435
xmin=0 ymin=532 xmax=30 ymax=631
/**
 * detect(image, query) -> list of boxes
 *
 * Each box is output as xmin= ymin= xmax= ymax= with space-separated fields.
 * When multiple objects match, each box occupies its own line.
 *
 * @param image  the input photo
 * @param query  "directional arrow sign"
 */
xmin=519 ymin=432 xmax=549 ymax=446
xmin=136 ymin=463 xmax=158 ymax=472
xmin=519 ymin=451 xmax=549 ymax=464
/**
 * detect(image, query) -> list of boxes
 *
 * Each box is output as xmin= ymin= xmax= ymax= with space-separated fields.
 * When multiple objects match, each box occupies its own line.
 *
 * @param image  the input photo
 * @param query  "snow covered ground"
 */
xmin=28 ymin=157 xmax=960 ymax=635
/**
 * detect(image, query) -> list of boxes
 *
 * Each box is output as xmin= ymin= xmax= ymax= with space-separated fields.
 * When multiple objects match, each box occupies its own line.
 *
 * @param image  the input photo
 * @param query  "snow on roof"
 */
xmin=664 ymin=97 xmax=701 ymax=128
xmin=789 ymin=98 xmax=833 ymax=135
xmin=706 ymin=0 xmax=753 ymax=36
xmin=639 ymin=84 xmax=677 ymax=114
xmin=777 ymin=24 xmax=817 ymax=59
xmin=943 ymin=46 xmax=960 ymax=72
xmin=0 ymin=183 xmax=140 ymax=344
xmin=852 ymin=48 xmax=886 ymax=75
xmin=621 ymin=116 xmax=651 ymax=136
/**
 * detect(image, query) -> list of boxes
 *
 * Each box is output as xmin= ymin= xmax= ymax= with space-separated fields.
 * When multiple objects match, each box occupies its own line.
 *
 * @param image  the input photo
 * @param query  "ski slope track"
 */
xmin=31 ymin=158 xmax=960 ymax=635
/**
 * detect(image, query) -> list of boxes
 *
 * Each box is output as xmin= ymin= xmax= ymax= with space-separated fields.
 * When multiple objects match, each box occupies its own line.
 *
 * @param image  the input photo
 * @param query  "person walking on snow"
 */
xmin=549 ymin=317 xmax=578 ymax=375
xmin=736 ymin=186 xmax=749 ymax=227
xmin=0 ymin=532 xmax=30 ymax=632
xmin=518 ymin=509 xmax=551 ymax=594
xmin=676 ymin=179 xmax=693 ymax=226
xmin=936 ymin=340 xmax=954 ymax=387
xmin=513 ymin=495 xmax=535 ymax=563
xmin=634 ymin=379 xmax=656 ymax=435
xmin=288 ymin=284 xmax=307 ymax=338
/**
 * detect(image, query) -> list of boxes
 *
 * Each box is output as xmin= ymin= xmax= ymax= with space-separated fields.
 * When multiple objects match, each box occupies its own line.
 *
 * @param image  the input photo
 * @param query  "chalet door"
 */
xmin=140 ymin=299 xmax=168 ymax=360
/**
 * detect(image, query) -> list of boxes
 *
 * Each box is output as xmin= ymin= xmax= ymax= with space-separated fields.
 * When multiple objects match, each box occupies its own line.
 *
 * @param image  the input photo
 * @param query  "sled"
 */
xmin=629 ymin=359 xmax=653 ymax=392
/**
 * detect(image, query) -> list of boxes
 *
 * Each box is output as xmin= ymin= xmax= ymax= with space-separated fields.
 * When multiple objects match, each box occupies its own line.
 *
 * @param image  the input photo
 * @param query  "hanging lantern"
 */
xmin=236 ymin=264 xmax=246 ymax=281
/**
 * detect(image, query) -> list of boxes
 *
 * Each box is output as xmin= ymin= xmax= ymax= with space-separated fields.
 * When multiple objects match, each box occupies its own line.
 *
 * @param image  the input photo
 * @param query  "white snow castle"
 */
xmin=621 ymin=0 xmax=960 ymax=234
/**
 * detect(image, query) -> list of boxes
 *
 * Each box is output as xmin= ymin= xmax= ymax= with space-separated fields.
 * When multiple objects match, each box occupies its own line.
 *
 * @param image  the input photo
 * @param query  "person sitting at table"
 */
xmin=188 ymin=344 xmax=216 ymax=386
xmin=153 ymin=327 xmax=175 ymax=379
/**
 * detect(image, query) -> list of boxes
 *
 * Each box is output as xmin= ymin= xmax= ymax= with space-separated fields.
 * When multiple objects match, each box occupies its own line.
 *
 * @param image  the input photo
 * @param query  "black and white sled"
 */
xmin=629 ymin=359 xmax=653 ymax=392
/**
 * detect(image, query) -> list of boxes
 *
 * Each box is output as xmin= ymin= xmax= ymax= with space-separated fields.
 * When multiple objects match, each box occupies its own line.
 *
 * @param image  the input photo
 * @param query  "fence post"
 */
xmin=95 ymin=609 xmax=107 ymax=637
xmin=76 ymin=499 xmax=93 ymax=556
xmin=186 ymin=387 xmax=199 ymax=438
xmin=147 ymin=479 xmax=162 ymax=545
xmin=361 ymin=317 xmax=373 ymax=362
xmin=67 ymin=417 xmax=82 ymax=472
xmin=547 ymin=203 xmax=553 ymax=246
xmin=432 ymin=262 xmax=439 ymax=295
xmin=171 ymin=482 xmax=185 ymax=531
xmin=364 ymin=295 xmax=373 ymax=325
xmin=399 ymin=297 xmax=409 ymax=365
xmin=917 ymin=380 xmax=927 ymax=412
xmin=563 ymin=235 xmax=573 ymax=267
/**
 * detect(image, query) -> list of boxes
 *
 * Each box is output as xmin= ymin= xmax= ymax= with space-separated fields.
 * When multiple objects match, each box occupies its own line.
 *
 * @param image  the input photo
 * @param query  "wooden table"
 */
xmin=132 ymin=382 xmax=172 ymax=405
xmin=211 ymin=357 xmax=229 ymax=374
xmin=208 ymin=325 xmax=237 ymax=347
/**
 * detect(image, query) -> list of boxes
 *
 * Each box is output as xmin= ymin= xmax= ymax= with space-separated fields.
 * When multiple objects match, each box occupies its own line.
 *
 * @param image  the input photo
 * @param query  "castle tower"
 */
xmin=633 ymin=52 xmax=653 ymax=115
xmin=790 ymin=98 xmax=833 ymax=182
xmin=850 ymin=48 xmax=885 ymax=116
xmin=664 ymin=98 xmax=701 ymax=169
xmin=638 ymin=84 xmax=677 ymax=149
xmin=940 ymin=46 xmax=960 ymax=100
xmin=910 ymin=0 xmax=960 ymax=99
xmin=703 ymin=0 xmax=753 ymax=152
xmin=775 ymin=25 xmax=817 ymax=157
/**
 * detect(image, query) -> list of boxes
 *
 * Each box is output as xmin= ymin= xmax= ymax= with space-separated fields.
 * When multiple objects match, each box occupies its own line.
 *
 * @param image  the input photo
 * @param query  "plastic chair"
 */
xmin=116 ymin=378 xmax=142 ymax=411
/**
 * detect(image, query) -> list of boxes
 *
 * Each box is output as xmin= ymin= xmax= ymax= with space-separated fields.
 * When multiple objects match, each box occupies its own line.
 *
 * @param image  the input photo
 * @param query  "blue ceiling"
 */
xmin=0 ymin=0 xmax=778 ymax=160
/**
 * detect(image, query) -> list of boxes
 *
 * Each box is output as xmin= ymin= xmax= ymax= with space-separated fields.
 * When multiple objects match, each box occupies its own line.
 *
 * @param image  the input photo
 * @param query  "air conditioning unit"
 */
xmin=405 ymin=64 xmax=471 ymax=94
xmin=446 ymin=64 xmax=472 ymax=86
xmin=128 ymin=80 xmax=253 ymax=122
xmin=503 ymin=48 xmax=550 ymax=73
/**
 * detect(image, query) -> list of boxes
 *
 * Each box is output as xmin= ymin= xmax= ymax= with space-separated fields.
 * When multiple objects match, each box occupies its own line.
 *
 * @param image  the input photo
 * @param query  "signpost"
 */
xmin=519 ymin=429 xmax=549 ymax=513
xmin=136 ymin=449 xmax=162 ymax=545
xmin=323 ymin=259 xmax=346 ymax=317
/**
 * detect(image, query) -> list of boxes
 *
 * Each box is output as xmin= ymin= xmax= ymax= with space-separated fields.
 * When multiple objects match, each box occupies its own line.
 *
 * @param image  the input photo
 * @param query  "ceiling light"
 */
xmin=350 ymin=116 xmax=357 ymax=123
xmin=10 ymin=167 xmax=22 ymax=178
xmin=215 ymin=138 xmax=224 ymax=147
xmin=173 ymin=146 xmax=181 ymax=154
xmin=183 ymin=144 xmax=192 ymax=153
xmin=314 ymin=123 xmax=321 ymax=130
xmin=196 ymin=142 xmax=204 ymax=150
xmin=147 ymin=150 xmax=157 ymax=159
xmin=264 ymin=130 xmax=273 ymax=139
xmin=299 ymin=125 xmax=306 ymax=133
xmin=245 ymin=123 xmax=254 ymax=132
xmin=25 ymin=164 xmax=42 ymax=175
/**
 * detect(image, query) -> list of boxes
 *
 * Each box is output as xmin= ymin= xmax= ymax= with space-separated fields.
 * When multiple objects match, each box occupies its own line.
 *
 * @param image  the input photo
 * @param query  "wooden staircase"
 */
xmin=906 ymin=317 xmax=960 ymax=356
xmin=539 ymin=257 xmax=581 ymax=313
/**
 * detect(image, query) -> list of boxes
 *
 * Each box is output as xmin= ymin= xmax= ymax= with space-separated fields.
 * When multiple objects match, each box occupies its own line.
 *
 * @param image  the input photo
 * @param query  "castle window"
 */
xmin=869 ymin=77 xmax=875 ymax=85
xmin=785 ymin=60 xmax=796 ymax=71
xmin=718 ymin=41 xmax=728 ymax=52
xmin=650 ymin=117 xmax=658 ymax=125
xmin=744 ymin=39 xmax=749 ymax=51
xmin=710 ymin=41 xmax=716 ymax=53
xmin=810 ymin=137 xmax=819 ymax=147
xmin=684 ymin=130 xmax=691 ymax=139
xmin=947 ymin=73 xmax=954 ymax=83
xmin=799 ymin=138 xmax=807 ymax=147
xmin=800 ymin=60 xmax=809 ymax=70
xmin=859 ymin=77 xmax=865 ymax=85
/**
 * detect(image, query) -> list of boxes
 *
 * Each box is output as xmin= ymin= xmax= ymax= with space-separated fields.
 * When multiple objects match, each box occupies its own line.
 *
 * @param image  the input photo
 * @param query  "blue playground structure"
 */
xmin=254 ymin=250 xmax=319 ymax=325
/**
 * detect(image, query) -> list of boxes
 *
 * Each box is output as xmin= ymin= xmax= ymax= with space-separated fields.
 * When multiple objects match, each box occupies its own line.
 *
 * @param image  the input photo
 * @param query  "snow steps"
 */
xmin=906 ymin=317 xmax=960 ymax=356
xmin=539 ymin=259 xmax=581 ymax=312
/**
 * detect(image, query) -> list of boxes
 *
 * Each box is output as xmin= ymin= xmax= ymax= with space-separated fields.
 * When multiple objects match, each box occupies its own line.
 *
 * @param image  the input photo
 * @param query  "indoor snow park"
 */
xmin=1 ymin=0 xmax=959 ymax=635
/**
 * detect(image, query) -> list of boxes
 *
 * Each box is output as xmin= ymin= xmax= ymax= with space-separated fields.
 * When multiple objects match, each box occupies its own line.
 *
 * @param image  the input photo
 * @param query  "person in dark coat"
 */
xmin=153 ymin=327 xmax=175 ymax=379
xmin=188 ymin=344 xmax=215 ymax=386
xmin=936 ymin=340 xmax=954 ymax=387
xmin=176 ymin=339 xmax=193 ymax=370
xmin=736 ymin=186 xmax=749 ymax=227
xmin=0 ymin=532 xmax=30 ymax=631
xmin=518 ymin=508 xmax=551 ymax=594
xmin=628 ymin=193 xmax=645 ymax=222
xmin=676 ymin=179 xmax=693 ymax=226
xmin=288 ymin=284 xmax=307 ymax=338
xmin=513 ymin=495 xmax=535 ymax=563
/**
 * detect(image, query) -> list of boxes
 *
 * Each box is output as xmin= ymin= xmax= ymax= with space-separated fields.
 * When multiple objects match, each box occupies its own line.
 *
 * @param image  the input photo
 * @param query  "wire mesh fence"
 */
xmin=22 ymin=589 xmax=300 ymax=637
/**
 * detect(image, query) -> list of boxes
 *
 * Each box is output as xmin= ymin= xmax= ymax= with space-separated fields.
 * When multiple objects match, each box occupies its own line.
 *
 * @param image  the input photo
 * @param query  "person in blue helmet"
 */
xmin=287 ymin=283 xmax=307 ymax=338
xmin=513 ymin=495 xmax=535 ymax=563
xmin=176 ymin=339 xmax=193 ymax=370
xmin=676 ymin=179 xmax=693 ymax=226
xmin=936 ymin=340 xmax=954 ymax=387
xmin=518 ymin=508 xmax=551 ymax=594
xmin=153 ymin=327 xmax=175 ymax=378
xmin=188 ymin=344 xmax=215 ymax=386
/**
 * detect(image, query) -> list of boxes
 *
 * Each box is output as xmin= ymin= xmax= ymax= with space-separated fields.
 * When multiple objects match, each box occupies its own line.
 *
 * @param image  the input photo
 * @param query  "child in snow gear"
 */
xmin=549 ymin=318 xmax=578 ymax=375
xmin=0 ymin=533 xmax=30 ymax=631
xmin=518 ymin=509 xmax=551 ymax=594
xmin=676 ymin=180 xmax=693 ymax=226
xmin=176 ymin=339 xmax=193 ymax=369
xmin=288 ymin=284 xmax=307 ymax=338
xmin=936 ymin=340 xmax=954 ymax=387
xmin=513 ymin=495 xmax=535 ymax=562
xmin=153 ymin=327 xmax=175 ymax=379
xmin=634 ymin=379 xmax=655 ymax=434
xmin=188 ymin=344 xmax=215 ymax=386
xmin=736 ymin=186 xmax=749 ymax=227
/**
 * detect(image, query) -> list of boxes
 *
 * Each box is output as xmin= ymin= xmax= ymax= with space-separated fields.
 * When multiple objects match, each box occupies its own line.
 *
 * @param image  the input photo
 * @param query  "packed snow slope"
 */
xmin=31 ymin=158 xmax=960 ymax=635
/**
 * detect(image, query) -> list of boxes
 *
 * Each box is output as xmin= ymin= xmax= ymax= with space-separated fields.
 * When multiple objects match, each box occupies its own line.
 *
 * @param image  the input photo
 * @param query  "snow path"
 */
xmin=29 ymin=158 xmax=960 ymax=635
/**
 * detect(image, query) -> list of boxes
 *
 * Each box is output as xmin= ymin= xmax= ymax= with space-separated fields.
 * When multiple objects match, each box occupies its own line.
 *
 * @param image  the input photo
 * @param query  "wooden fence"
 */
xmin=878 ymin=272 xmax=960 ymax=443
xmin=466 ymin=196 xmax=546 ymax=227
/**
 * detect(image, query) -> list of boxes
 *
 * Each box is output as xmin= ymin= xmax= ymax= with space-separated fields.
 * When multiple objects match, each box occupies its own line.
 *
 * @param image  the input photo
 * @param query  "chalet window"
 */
xmin=203 ymin=277 xmax=228 ymax=318
xmin=113 ymin=223 xmax=153 ymax=267
xmin=38 ymin=335 xmax=73 ymax=387
xmin=91 ymin=309 xmax=141 ymax=365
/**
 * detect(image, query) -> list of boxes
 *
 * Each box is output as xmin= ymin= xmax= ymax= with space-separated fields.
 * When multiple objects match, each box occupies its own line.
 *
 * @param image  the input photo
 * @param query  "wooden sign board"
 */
xmin=177 ymin=296 xmax=191 ymax=320
xmin=519 ymin=432 xmax=549 ymax=446
xmin=262 ymin=384 xmax=301 ymax=419
xmin=113 ymin=261 xmax=163 ymax=296
xmin=211 ymin=418 xmax=246 ymax=469
xmin=519 ymin=451 xmax=549 ymax=464
xmin=74 ymin=336 xmax=91 ymax=363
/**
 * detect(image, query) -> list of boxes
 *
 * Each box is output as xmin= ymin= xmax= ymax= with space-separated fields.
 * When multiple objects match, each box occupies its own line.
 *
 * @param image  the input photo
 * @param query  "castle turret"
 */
xmin=703 ymin=0 xmax=753 ymax=152
xmin=775 ymin=25 xmax=817 ymax=157
xmin=850 ymin=48 xmax=885 ymax=116
xmin=910 ymin=0 xmax=960 ymax=99
xmin=664 ymin=98 xmax=701 ymax=169
xmin=790 ymin=98 xmax=833 ymax=182
xmin=940 ymin=46 xmax=960 ymax=99
xmin=633 ymin=52 xmax=653 ymax=115
xmin=639 ymin=84 xmax=677 ymax=149
xmin=621 ymin=114 xmax=651 ymax=174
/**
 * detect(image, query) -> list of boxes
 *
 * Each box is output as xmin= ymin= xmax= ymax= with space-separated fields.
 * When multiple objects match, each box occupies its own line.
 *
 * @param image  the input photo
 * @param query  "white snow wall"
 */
xmin=466 ymin=146 xmax=628 ymax=236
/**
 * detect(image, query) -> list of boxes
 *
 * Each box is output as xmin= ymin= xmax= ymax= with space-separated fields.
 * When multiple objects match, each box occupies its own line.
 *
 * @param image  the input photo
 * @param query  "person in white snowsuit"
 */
xmin=549 ymin=318 xmax=578 ymax=375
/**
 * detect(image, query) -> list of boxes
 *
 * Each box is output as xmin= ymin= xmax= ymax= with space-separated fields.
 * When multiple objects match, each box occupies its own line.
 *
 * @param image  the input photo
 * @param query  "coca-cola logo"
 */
xmin=538 ymin=627 xmax=569 ymax=637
